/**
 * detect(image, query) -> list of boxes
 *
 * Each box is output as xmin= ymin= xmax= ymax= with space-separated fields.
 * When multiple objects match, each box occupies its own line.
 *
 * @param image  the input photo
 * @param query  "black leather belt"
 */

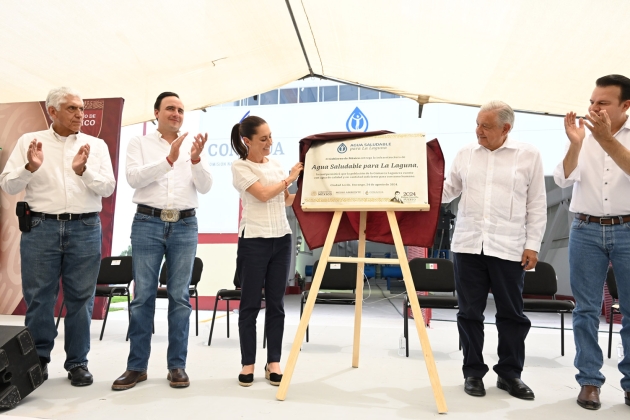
xmin=30 ymin=212 xmax=98 ymax=221
xmin=576 ymin=213 xmax=630 ymax=225
xmin=137 ymin=205 xmax=195 ymax=221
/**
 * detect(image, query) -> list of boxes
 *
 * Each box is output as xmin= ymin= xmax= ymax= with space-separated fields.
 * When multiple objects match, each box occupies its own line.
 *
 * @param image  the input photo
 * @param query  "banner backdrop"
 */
xmin=0 ymin=98 xmax=124 ymax=318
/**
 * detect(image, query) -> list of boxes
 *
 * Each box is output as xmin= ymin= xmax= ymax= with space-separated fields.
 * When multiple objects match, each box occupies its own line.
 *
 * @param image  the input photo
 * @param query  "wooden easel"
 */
xmin=276 ymin=209 xmax=448 ymax=414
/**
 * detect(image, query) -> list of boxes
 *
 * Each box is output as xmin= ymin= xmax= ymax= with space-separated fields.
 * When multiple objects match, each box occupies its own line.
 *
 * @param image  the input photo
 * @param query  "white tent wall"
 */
xmin=2 ymin=0 xmax=630 ymax=126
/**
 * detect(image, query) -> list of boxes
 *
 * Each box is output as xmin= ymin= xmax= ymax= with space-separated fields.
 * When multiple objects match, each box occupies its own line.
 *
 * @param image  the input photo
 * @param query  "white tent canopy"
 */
xmin=2 ymin=0 xmax=629 ymax=126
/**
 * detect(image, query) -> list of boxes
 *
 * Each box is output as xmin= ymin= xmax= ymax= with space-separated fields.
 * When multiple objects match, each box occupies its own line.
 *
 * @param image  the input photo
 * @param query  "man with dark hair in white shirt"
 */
xmin=112 ymin=92 xmax=212 ymax=391
xmin=443 ymin=100 xmax=547 ymax=401
xmin=0 ymin=87 xmax=116 ymax=386
xmin=554 ymin=74 xmax=630 ymax=410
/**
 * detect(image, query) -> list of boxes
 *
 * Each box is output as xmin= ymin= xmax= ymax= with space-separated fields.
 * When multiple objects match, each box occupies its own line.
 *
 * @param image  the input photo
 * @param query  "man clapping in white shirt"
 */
xmin=0 ymin=87 xmax=116 ymax=386
xmin=112 ymin=92 xmax=212 ymax=391
xmin=554 ymin=74 xmax=630 ymax=410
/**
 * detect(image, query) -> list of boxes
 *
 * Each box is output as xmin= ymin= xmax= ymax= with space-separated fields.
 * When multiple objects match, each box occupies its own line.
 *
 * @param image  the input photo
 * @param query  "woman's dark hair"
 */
xmin=230 ymin=116 xmax=267 ymax=160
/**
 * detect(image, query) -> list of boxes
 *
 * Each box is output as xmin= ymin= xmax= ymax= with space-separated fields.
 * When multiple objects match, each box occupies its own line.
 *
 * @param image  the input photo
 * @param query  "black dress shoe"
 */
xmin=167 ymin=369 xmax=190 ymax=388
xmin=265 ymin=363 xmax=282 ymax=386
xmin=624 ymin=390 xmax=629 ymax=406
xmin=577 ymin=385 xmax=600 ymax=410
xmin=497 ymin=376 xmax=534 ymax=400
xmin=112 ymin=370 xmax=147 ymax=390
xmin=67 ymin=366 xmax=93 ymax=387
xmin=464 ymin=377 xmax=485 ymax=397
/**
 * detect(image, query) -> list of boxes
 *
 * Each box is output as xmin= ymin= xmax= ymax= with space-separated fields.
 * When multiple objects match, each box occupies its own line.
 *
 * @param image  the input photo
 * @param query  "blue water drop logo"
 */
xmin=346 ymin=107 xmax=369 ymax=132
xmin=337 ymin=143 xmax=347 ymax=153
xmin=239 ymin=110 xmax=251 ymax=122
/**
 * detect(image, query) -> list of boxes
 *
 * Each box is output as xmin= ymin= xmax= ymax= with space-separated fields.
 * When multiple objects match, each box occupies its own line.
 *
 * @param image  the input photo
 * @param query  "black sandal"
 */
xmin=265 ymin=363 xmax=282 ymax=386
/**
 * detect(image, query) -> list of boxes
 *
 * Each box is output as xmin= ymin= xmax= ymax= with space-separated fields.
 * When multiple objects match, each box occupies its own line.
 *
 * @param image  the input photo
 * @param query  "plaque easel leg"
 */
xmin=386 ymin=211 xmax=448 ymax=413
xmin=352 ymin=211 xmax=367 ymax=368
xmin=276 ymin=211 xmax=343 ymax=401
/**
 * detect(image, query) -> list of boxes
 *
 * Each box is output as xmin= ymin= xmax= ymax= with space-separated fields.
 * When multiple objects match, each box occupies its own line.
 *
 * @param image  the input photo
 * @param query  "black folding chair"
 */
xmin=207 ymin=271 xmax=266 ymax=347
xmin=56 ymin=256 xmax=133 ymax=341
xmin=606 ymin=266 xmax=622 ymax=359
xmin=522 ymin=261 xmax=575 ymax=356
xmin=404 ymin=258 xmax=459 ymax=357
xmin=157 ymin=257 xmax=203 ymax=336
xmin=301 ymin=260 xmax=357 ymax=343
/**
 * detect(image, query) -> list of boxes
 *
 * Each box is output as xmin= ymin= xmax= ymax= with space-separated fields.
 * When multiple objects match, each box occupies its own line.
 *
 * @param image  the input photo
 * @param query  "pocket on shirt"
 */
xmin=452 ymin=216 xmax=476 ymax=247
xmin=495 ymin=219 xmax=526 ymax=255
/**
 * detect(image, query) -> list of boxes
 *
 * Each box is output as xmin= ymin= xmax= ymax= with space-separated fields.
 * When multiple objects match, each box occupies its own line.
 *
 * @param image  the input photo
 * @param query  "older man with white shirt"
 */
xmin=554 ymin=74 xmax=630 ymax=410
xmin=0 ymin=87 xmax=116 ymax=386
xmin=112 ymin=92 xmax=212 ymax=391
xmin=442 ymin=101 xmax=547 ymax=400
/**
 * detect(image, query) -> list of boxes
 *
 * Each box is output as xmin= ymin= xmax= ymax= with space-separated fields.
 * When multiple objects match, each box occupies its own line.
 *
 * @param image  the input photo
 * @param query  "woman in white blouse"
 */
xmin=230 ymin=116 xmax=303 ymax=387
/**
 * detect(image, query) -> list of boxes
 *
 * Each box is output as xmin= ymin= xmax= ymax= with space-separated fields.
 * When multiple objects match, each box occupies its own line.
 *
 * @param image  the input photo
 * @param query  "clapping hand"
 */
xmin=584 ymin=109 xmax=614 ymax=145
xmin=564 ymin=112 xmax=585 ymax=145
xmin=26 ymin=139 xmax=44 ymax=172
xmin=72 ymin=144 xmax=90 ymax=175
xmin=167 ymin=132 xmax=188 ymax=163
xmin=191 ymin=133 xmax=208 ymax=161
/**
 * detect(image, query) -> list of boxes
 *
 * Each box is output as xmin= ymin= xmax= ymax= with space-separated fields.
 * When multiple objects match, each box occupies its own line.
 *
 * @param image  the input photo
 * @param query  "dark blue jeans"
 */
xmin=237 ymin=234 xmax=291 ymax=366
xmin=568 ymin=218 xmax=630 ymax=390
xmin=453 ymin=252 xmax=531 ymax=379
xmin=126 ymin=213 xmax=197 ymax=371
xmin=20 ymin=215 xmax=102 ymax=371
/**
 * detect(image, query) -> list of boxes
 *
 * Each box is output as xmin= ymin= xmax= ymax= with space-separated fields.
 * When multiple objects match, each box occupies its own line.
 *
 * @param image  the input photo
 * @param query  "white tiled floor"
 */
xmin=0 ymin=280 xmax=627 ymax=419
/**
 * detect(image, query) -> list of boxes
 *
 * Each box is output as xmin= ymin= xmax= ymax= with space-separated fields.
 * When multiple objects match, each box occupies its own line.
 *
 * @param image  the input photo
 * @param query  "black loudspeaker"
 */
xmin=0 ymin=326 xmax=44 ymax=409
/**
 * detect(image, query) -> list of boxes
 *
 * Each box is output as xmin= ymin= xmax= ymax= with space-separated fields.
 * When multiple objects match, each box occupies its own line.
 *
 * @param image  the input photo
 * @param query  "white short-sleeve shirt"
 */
xmin=232 ymin=158 xmax=292 ymax=238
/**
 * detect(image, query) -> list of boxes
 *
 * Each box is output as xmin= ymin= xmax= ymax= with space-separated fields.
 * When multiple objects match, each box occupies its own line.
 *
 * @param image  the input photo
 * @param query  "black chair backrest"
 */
xmin=313 ymin=260 xmax=358 ymax=290
xmin=522 ymin=261 xmax=557 ymax=296
xmin=606 ymin=266 xmax=618 ymax=299
xmin=159 ymin=257 xmax=204 ymax=287
xmin=97 ymin=256 xmax=133 ymax=285
xmin=408 ymin=258 xmax=455 ymax=292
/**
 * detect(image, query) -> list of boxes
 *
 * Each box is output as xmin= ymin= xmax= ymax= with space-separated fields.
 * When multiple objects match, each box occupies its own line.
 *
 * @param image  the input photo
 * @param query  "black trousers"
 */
xmin=237 ymin=233 xmax=291 ymax=365
xmin=453 ymin=252 xmax=531 ymax=379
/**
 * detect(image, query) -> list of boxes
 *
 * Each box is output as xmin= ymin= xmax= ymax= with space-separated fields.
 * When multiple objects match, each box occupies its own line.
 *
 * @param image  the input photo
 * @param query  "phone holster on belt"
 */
xmin=16 ymin=202 xmax=32 ymax=233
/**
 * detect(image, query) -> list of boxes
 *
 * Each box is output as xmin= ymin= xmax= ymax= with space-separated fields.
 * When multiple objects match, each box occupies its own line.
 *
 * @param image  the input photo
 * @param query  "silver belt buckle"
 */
xmin=160 ymin=209 xmax=180 ymax=222
xmin=599 ymin=217 xmax=612 ymax=225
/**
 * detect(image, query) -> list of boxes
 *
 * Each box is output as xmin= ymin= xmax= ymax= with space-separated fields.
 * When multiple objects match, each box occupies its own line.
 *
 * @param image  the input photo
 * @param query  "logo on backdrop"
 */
xmin=346 ymin=107 xmax=368 ymax=132
xmin=81 ymin=100 xmax=104 ymax=137
xmin=337 ymin=143 xmax=347 ymax=153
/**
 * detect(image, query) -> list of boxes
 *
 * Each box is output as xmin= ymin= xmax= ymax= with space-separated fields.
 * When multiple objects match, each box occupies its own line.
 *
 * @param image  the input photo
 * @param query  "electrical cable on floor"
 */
xmin=374 ymin=277 xmax=404 ymax=317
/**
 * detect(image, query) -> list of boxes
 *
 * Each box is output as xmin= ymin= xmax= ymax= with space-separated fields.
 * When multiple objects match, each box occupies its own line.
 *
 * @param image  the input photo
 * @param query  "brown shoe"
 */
xmin=577 ymin=385 xmax=601 ymax=410
xmin=111 ymin=370 xmax=147 ymax=391
xmin=625 ymin=391 xmax=629 ymax=406
xmin=167 ymin=368 xmax=189 ymax=388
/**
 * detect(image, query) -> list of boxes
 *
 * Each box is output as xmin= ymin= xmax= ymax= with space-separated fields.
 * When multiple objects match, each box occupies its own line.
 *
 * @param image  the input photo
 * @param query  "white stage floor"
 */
xmin=0 ymin=279 xmax=627 ymax=419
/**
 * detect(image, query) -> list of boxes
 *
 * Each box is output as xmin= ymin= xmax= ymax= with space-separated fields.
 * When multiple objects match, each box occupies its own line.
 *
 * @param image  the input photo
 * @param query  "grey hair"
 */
xmin=45 ymin=87 xmax=82 ymax=116
xmin=480 ymin=100 xmax=515 ymax=132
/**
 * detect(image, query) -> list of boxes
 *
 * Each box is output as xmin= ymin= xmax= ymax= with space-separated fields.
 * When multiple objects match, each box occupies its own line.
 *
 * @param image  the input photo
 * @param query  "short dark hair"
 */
xmin=154 ymin=92 xmax=180 ymax=111
xmin=596 ymin=75 xmax=630 ymax=102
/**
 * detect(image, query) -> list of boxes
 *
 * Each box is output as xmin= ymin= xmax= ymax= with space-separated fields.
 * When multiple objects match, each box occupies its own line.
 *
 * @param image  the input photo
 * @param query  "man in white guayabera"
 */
xmin=442 ymin=100 xmax=546 ymax=401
